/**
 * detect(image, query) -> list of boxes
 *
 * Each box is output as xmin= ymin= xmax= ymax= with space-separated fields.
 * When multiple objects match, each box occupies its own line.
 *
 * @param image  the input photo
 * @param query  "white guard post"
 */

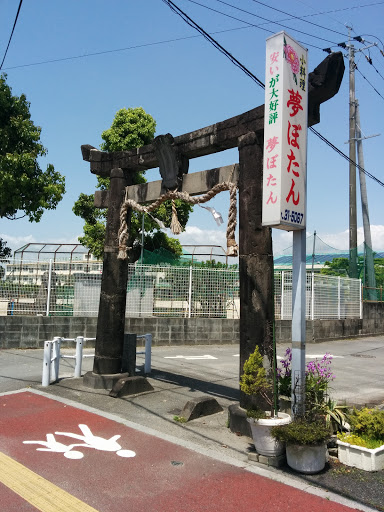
xmin=262 ymin=32 xmax=308 ymax=417
xmin=42 ymin=334 xmax=152 ymax=385
xmin=136 ymin=334 xmax=152 ymax=374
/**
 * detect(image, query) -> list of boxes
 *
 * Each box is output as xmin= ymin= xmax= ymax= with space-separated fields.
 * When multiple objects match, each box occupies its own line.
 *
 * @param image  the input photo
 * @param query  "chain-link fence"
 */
xmin=274 ymin=271 xmax=362 ymax=319
xmin=0 ymin=259 xmax=361 ymax=319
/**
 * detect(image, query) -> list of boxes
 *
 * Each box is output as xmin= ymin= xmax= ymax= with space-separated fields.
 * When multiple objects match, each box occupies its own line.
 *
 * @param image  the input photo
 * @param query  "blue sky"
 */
xmin=1 ymin=0 xmax=383 ymax=258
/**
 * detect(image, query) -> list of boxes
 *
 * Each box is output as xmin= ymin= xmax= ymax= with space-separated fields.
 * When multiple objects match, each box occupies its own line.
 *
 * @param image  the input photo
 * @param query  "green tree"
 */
xmin=0 ymin=74 xmax=65 ymax=254
xmin=321 ymin=255 xmax=384 ymax=289
xmin=0 ymin=238 xmax=11 ymax=259
xmin=0 ymin=75 xmax=65 ymax=222
xmin=320 ymin=258 xmax=350 ymax=277
xmin=73 ymin=107 xmax=192 ymax=260
xmin=373 ymin=258 xmax=384 ymax=288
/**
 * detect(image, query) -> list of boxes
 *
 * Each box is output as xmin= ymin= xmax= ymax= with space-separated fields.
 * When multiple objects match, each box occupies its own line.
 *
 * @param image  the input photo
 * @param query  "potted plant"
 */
xmin=271 ymin=417 xmax=331 ymax=474
xmin=337 ymin=407 xmax=384 ymax=471
xmin=240 ymin=346 xmax=291 ymax=457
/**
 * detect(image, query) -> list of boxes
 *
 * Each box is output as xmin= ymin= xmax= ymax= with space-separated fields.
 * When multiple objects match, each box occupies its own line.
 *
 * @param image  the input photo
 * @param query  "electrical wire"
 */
xmin=161 ymin=0 xmax=266 ymax=87
xmin=186 ymin=0 xmax=337 ymax=47
xmin=0 ymin=0 xmax=23 ymax=70
xmin=233 ymin=0 xmax=350 ymax=38
xmin=359 ymin=33 xmax=384 ymax=50
xmin=362 ymin=51 xmax=384 ymax=81
xmin=1 ymin=2 xmax=383 ymax=72
xmin=162 ymin=0 xmax=384 ymax=189
xmin=310 ymin=127 xmax=384 ymax=188
xmin=356 ymin=66 xmax=384 ymax=101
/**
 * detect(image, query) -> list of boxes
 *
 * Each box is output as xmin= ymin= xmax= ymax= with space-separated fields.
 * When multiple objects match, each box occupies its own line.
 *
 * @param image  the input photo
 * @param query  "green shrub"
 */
xmin=349 ymin=408 xmax=384 ymax=441
xmin=337 ymin=433 xmax=384 ymax=449
xmin=240 ymin=346 xmax=272 ymax=408
xmin=246 ymin=407 xmax=268 ymax=420
xmin=271 ymin=418 xmax=330 ymax=445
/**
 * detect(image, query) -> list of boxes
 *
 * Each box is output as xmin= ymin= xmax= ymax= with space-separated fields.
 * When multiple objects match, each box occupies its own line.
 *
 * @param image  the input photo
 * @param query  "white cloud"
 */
xmin=174 ymin=225 xmax=227 ymax=248
xmin=316 ymin=225 xmax=384 ymax=252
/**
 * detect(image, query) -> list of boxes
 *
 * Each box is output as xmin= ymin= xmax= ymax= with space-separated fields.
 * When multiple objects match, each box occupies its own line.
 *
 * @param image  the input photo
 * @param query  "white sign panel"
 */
xmin=262 ymin=32 xmax=308 ymax=230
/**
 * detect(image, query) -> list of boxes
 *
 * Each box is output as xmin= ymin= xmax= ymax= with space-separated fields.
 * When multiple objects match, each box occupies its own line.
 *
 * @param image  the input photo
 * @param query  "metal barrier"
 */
xmin=42 ymin=336 xmax=95 ymax=386
xmin=42 ymin=334 xmax=152 ymax=386
xmin=137 ymin=334 xmax=152 ymax=375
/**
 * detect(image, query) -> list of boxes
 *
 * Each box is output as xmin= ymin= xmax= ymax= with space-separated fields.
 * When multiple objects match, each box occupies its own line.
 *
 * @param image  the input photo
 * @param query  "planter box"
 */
xmin=247 ymin=413 xmax=291 ymax=457
xmin=337 ymin=440 xmax=384 ymax=471
xmin=286 ymin=443 xmax=327 ymax=474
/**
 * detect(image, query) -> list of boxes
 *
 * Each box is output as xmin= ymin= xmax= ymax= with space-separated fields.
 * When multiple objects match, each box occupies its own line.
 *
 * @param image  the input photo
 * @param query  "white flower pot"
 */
xmin=247 ymin=412 xmax=291 ymax=457
xmin=337 ymin=440 xmax=384 ymax=471
xmin=286 ymin=443 xmax=327 ymax=474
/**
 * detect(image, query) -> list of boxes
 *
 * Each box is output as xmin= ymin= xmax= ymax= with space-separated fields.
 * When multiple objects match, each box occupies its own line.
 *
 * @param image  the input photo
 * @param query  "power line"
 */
xmin=160 ymin=0 xmax=265 ymax=87
xmin=1 ymin=3 xmax=382 ymax=72
xmin=2 ymin=34 xmax=205 ymax=70
xmin=162 ymin=0 xmax=384 ymax=189
xmin=361 ymin=51 xmax=384 ymax=80
xmin=241 ymin=0 xmax=350 ymax=38
xmin=310 ymin=127 xmax=384 ymax=188
xmin=356 ymin=66 xmax=384 ymax=101
xmin=186 ymin=0 xmax=337 ymax=47
xmin=0 ymin=0 xmax=23 ymax=70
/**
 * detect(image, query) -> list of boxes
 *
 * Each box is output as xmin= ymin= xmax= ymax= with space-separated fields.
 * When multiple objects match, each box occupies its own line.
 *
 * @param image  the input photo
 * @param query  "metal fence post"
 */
xmin=338 ymin=277 xmax=341 ymax=320
xmin=144 ymin=334 xmax=152 ymax=374
xmin=46 ymin=259 xmax=53 ymax=317
xmin=188 ymin=266 xmax=193 ymax=318
xmin=311 ymin=272 xmax=315 ymax=320
xmin=359 ymin=279 xmax=363 ymax=319
xmin=42 ymin=341 xmax=52 ymax=386
xmin=281 ymin=271 xmax=285 ymax=320
xmin=74 ymin=336 xmax=84 ymax=378
xmin=52 ymin=336 xmax=61 ymax=382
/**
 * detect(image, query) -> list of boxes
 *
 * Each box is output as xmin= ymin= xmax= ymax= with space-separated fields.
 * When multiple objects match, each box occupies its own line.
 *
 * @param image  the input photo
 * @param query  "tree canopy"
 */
xmin=0 ymin=74 xmax=66 ymax=257
xmin=321 ymin=255 xmax=384 ymax=288
xmin=0 ymin=238 xmax=11 ymax=260
xmin=0 ymin=75 xmax=65 ymax=222
xmin=73 ymin=107 xmax=192 ymax=260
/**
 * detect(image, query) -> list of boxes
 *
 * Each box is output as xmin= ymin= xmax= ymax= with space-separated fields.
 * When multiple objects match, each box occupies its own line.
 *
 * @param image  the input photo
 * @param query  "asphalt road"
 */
xmin=1 ymin=336 xmax=383 ymax=406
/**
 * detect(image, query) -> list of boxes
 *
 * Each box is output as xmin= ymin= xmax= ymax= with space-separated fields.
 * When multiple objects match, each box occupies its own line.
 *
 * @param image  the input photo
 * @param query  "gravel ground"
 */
xmin=283 ymin=458 xmax=384 ymax=511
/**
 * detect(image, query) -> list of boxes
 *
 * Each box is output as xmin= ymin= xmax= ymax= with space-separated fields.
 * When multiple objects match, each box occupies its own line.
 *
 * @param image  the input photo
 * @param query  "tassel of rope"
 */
xmin=170 ymin=199 xmax=182 ymax=235
xmin=118 ymin=181 xmax=238 ymax=260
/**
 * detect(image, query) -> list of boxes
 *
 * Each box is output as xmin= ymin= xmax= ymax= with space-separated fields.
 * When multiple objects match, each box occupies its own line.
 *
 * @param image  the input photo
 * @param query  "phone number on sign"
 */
xmin=281 ymin=209 xmax=304 ymax=224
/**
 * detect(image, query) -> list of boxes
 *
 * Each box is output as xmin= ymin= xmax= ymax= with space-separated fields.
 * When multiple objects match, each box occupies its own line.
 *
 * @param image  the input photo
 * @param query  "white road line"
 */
xmin=164 ymin=355 xmax=218 ymax=360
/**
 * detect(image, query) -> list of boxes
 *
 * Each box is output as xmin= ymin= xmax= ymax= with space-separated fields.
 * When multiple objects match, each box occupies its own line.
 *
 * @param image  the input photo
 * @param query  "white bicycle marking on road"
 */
xmin=23 ymin=424 xmax=136 ymax=460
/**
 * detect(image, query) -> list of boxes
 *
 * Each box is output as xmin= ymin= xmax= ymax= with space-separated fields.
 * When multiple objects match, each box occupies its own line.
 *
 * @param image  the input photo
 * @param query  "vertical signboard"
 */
xmin=262 ymin=32 xmax=308 ymax=230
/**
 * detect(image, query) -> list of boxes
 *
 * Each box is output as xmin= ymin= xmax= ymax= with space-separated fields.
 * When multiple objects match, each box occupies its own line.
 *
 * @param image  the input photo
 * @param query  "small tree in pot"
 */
xmin=240 ymin=346 xmax=291 ymax=457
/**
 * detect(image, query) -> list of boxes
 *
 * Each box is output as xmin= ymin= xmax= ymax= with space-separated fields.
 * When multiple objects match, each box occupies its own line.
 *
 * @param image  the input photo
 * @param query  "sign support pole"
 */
xmin=291 ymin=229 xmax=306 ymax=416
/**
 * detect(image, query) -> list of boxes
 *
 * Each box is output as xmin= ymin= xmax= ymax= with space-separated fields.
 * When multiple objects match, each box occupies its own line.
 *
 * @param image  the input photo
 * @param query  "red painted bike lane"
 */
xmin=0 ymin=391 xmax=364 ymax=512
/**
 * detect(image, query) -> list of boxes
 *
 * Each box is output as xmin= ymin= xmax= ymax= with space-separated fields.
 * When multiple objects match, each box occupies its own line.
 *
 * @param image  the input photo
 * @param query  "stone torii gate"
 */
xmin=81 ymin=52 xmax=344 ymax=401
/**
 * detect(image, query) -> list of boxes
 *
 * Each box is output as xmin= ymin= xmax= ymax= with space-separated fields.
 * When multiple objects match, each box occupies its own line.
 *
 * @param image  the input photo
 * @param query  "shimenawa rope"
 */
xmin=117 ymin=181 xmax=238 ymax=260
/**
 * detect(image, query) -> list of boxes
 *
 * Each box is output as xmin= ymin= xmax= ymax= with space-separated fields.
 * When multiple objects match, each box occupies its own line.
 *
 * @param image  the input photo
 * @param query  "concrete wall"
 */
xmin=0 ymin=316 xmax=240 ymax=349
xmin=0 ymin=302 xmax=383 ymax=349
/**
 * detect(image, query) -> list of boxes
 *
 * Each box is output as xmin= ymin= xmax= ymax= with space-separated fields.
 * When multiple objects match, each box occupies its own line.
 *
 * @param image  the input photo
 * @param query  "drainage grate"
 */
xmin=351 ymin=353 xmax=376 ymax=359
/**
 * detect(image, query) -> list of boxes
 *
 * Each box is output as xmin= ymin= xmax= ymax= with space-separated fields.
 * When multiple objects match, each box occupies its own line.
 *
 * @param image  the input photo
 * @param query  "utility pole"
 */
xmin=345 ymin=28 xmax=378 ymax=280
xmin=355 ymin=100 xmax=379 ymax=300
xmin=347 ymin=30 xmax=358 ymax=278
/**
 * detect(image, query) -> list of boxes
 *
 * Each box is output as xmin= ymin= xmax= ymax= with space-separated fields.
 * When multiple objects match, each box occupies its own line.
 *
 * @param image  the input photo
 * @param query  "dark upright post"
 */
xmin=92 ymin=167 xmax=132 ymax=376
xmin=238 ymin=132 xmax=274 ymax=410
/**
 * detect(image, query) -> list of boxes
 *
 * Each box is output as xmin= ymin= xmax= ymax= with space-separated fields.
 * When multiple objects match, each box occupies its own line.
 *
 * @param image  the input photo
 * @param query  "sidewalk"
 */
xmin=0 ymin=389 xmax=372 ymax=512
